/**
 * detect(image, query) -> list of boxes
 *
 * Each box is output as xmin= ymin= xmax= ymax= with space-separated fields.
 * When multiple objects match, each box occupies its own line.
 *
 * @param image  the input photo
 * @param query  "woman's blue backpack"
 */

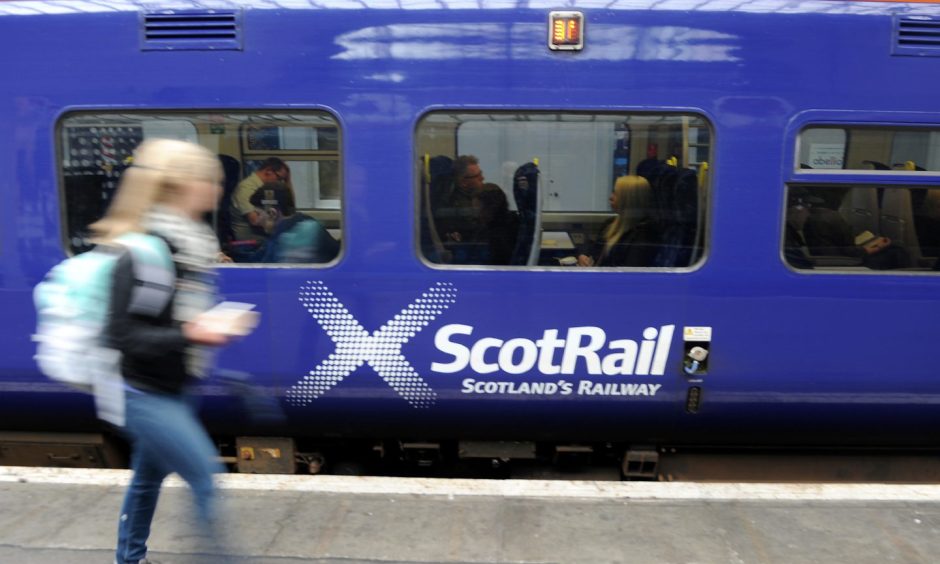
xmin=32 ymin=233 xmax=175 ymax=425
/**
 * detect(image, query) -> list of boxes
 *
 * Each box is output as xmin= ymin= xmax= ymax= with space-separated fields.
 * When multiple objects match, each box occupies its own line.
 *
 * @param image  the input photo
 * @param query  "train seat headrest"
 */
xmin=788 ymin=188 xmax=824 ymax=208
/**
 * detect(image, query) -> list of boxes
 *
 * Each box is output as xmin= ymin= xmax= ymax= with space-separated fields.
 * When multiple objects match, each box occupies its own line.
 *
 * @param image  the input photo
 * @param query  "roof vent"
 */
xmin=894 ymin=15 xmax=940 ymax=57
xmin=142 ymin=9 xmax=242 ymax=51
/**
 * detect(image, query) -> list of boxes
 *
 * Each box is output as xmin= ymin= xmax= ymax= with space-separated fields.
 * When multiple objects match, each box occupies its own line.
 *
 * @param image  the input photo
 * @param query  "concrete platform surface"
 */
xmin=2 ymin=466 xmax=940 ymax=563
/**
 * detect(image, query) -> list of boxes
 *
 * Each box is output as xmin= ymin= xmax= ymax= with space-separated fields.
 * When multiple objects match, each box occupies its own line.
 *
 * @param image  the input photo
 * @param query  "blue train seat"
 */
xmin=511 ymin=162 xmax=540 ymax=266
xmin=421 ymin=155 xmax=454 ymax=263
xmin=215 ymin=154 xmax=241 ymax=245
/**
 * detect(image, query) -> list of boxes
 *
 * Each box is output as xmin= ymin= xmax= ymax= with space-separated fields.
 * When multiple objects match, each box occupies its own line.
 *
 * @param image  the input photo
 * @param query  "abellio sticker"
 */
xmin=287 ymin=282 xmax=673 ymax=408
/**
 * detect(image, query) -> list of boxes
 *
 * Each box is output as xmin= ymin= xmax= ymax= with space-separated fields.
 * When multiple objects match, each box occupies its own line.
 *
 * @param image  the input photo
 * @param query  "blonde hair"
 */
xmin=604 ymin=175 xmax=651 ymax=254
xmin=90 ymin=139 xmax=221 ymax=242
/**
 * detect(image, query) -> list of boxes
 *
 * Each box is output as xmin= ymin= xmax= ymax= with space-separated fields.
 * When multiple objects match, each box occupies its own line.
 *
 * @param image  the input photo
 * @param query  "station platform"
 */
xmin=2 ymin=466 xmax=940 ymax=563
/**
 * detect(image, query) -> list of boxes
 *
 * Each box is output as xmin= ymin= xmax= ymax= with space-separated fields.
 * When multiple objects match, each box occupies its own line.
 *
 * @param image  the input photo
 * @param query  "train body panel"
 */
xmin=2 ymin=1 xmax=940 ymax=447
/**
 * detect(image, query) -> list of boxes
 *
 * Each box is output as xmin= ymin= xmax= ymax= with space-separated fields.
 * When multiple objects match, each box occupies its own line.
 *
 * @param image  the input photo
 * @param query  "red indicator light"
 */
xmin=549 ymin=11 xmax=584 ymax=51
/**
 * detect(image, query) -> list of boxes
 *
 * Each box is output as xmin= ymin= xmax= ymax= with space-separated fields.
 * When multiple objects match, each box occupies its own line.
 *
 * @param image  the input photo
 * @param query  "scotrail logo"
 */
xmin=287 ymin=281 xmax=675 ymax=408
xmin=287 ymin=281 xmax=458 ymax=408
xmin=432 ymin=325 xmax=674 ymax=376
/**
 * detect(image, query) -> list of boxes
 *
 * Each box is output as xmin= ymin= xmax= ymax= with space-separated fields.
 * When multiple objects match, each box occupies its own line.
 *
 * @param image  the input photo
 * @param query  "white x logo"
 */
xmin=287 ymin=281 xmax=457 ymax=408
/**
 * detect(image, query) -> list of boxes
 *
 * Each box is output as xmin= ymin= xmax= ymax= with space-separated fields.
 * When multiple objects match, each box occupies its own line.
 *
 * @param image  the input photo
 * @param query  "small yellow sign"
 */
xmin=549 ymin=11 xmax=584 ymax=52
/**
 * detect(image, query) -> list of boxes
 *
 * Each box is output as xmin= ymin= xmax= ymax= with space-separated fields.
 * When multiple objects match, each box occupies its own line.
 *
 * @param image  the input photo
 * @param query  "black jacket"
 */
xmin=107 ymin=252 xmax=190 ymax=394
xmin=590 ymin=218 xmax=662 ymax=267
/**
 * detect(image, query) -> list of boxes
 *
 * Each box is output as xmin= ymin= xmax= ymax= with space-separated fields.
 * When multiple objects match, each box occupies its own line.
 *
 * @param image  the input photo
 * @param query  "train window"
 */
xmin=58 ymin=112 xmax=342 ymax=265
xmin=798 ymin=126 xmax=940 ymax=172
xmin=783 ymin=185 xmax=940 ymax=271
xmin=416 ymin=112 xmax=711 ymax=269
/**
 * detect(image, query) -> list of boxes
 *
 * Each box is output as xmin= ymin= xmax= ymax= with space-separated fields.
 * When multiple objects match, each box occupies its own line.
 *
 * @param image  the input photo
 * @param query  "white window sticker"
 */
xmin=683 ymin=326 xmax=712 ymax=342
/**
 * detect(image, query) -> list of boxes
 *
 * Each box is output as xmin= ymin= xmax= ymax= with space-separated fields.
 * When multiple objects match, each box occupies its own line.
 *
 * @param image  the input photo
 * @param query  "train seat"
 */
xmin=421 ymin=155 xmax=454 ymax=263
xmin=652 ymin=166 xmax=698 ymax=268
xmin=840 ymin=187 xmax=880 ymax=239
xmin=511 ymin=162 xmax=540 ymax=265
xmin=881 ymin=188 xmax=928 ymax=267
xmin=215 ymin=154 xmax=242 ymax=244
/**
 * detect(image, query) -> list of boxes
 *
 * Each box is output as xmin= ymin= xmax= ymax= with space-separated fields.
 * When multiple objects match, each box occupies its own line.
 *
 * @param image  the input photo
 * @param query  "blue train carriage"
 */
xmin=2 ymin=0 xmax=940 ymax=472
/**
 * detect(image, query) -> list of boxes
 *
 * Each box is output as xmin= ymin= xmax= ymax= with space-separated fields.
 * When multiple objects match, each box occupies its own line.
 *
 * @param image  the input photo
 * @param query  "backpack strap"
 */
xmin=116 ymin=233 xmax=176 ymax=317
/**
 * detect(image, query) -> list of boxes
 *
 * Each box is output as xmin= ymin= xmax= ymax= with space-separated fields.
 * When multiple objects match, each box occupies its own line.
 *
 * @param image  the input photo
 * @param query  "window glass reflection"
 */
xmin=59 ymin=112 xmax=341 ymax=265
xmin=784 ymin=185 xmax=940 ymax=271
xmin=417 ymin=112 xmax=711 ymax=268
xmin=798 ymin=126 xmax=940 ymax=172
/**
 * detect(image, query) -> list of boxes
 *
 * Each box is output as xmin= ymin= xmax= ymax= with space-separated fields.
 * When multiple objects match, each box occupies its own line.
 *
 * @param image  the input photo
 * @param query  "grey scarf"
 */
xmin=144 ymin=205 xmax=220 ymax=377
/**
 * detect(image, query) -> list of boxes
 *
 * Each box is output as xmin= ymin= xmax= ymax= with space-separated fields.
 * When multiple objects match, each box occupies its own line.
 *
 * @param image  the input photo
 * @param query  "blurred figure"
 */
xmin=578 ymin=175 xmax=661 ymax=267
xmin=230 ymin=157 xmax=289 ymax=242
xmin=94 ymin=139 xmax=239 ymax=564
xmin=784 ymin=188 xmax=819 ymax=269
xmin=802 ymin=188 xmax=854 ymax=256
xmin=473 ymin=183 xmax=519 ymax=265
xmin=915 ymin=189 xmax=940 ymax=259
xmin=437 ymin=155 xmax=485 ymax=243
xmin=250 ymin=182 xmax=339 ymax=263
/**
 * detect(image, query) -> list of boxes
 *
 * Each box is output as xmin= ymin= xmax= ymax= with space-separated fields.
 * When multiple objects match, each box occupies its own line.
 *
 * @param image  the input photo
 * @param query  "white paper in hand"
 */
xmin=198 ymin=302 xmax=260 ymax=336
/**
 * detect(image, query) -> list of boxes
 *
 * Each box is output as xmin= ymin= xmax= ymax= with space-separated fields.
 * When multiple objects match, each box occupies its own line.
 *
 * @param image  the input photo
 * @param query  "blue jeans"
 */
xmin=115 ymin=389 xmax=222 ymax=564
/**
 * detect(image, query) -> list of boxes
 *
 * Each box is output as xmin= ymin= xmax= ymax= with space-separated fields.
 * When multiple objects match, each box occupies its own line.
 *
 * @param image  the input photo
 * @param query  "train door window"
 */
xmin=58 ymin=112 xmax=342 ymax=265
xmin=786 ymin=125 xmax=940 ymax=272
xmin=416 ymin=112 xmax=712 ymax=269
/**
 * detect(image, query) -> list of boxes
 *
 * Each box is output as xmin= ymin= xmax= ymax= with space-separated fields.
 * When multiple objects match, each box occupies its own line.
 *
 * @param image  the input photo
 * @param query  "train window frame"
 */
xmin=55 ymin=110 xmax=344 ymax=268
xmin=783 ymin=116 xmax=940 ymax=275
xmin=413 ymin=110 xmax=714 ymax=273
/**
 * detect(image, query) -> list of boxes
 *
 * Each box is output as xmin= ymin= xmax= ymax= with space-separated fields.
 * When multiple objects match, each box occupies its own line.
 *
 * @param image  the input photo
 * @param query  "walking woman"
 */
xmin=94 ymin=139 xmax=233 ymax=564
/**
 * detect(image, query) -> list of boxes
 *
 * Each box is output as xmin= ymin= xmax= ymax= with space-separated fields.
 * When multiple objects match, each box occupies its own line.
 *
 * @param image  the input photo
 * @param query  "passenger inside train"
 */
xmin=417 ymin=112 xmax=709 ymax=269
xmin=472 ymin=183 xmax=520 ymax=266
xmin=54 ymin=113 xmax=940 ymax=275
xmin=59 ymin=112 xmax=342 ymax=265
xmin=437 ymin=155 xmax=485 ymax=243
xmin=431 ymin=155 xmax=491 ymax=264
xmin=427 ymin=156 xmax=529 ymax=266
xmin=789 ymin=125 xmax=940 ymax=271
xmin=801 ymin=187 xmax=910 ymax=270
xmin=249 ymin=182 xmax=339 ymax=264
xmin=784 ymin=189 xmax=820 ymax=270
xmin=576 ymin=175 xmax=661 ymax=268
xmin=229 ymin=157 xmax=290 ymax=243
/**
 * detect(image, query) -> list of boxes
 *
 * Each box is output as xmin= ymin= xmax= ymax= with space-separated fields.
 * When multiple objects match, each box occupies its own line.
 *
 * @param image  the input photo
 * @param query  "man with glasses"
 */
xmin=230 ymin=157 xmax=290 ymax=243
xmin=437 ymin=155 xmax=485 ymax=244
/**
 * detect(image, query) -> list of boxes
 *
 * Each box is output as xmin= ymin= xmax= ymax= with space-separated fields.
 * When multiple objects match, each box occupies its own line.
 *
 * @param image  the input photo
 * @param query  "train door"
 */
xmin=412 ymin=111 xmax=712 ymax=439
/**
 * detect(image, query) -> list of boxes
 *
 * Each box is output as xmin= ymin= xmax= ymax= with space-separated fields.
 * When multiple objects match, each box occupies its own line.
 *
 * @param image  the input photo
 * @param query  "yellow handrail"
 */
xmin=698 ymin=161 xmax=709 ymax=187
